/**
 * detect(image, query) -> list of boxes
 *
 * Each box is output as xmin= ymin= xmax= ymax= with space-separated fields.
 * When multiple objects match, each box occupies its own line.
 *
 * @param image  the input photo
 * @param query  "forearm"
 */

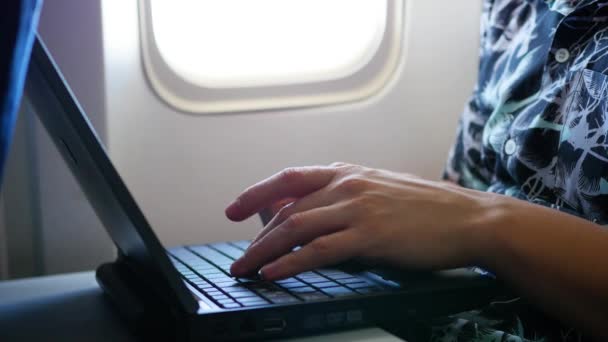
xmin=476 ymin=196 xmax=608 ymax=338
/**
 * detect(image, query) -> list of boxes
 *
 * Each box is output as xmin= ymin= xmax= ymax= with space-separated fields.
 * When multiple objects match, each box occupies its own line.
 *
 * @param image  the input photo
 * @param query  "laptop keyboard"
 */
xmin=169 ymin=241 xmax=385 ymax=309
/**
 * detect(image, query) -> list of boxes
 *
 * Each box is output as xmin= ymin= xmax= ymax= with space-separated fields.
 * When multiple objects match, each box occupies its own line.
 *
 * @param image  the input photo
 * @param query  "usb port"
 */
xmin=263 ymin=318 xmax=286 ymax=332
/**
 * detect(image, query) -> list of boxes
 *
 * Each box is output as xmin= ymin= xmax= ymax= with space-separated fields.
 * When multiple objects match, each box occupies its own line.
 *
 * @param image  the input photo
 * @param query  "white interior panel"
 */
xmin=103 ymin=0 xmax=482 ymax=247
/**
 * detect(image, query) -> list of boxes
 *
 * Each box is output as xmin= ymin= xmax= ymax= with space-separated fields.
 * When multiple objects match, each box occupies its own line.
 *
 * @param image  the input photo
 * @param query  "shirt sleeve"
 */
xmin=0 ymin=0 xmax=42 ymax=187
xmin=442 ymin=0 xmax=494 ymax=191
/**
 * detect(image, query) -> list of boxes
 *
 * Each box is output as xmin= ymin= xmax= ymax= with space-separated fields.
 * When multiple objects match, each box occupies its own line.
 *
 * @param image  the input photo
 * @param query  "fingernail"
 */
xmin=230 ymin=259 xmax=244 ymax=276
xmin=260 ymin=264 xmax=277 ymax=280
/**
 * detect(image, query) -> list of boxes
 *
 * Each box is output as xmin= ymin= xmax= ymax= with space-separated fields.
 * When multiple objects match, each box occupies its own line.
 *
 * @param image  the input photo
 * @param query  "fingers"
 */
xmin=230 ymin=203 xmax=351 ymax=277
xmin=250 ymin=187 xmax=338 ymax=245
xmin=225 ymin=166 xmax=337 ymax=222
xmin=259 ymin=231 xmax=361 ymax=280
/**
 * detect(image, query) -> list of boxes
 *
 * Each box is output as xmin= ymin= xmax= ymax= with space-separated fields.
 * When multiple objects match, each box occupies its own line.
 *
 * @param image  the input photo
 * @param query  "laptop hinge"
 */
xmin=95 ymin=254 xmax=188 ymax=340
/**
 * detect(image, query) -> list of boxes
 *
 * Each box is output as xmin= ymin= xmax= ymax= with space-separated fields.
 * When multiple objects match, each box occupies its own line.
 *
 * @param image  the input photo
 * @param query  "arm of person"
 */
xmin=225 ymin=163 xmax=608 ymax=339
xmin=482 ymin=198 xmax=608 ymax=339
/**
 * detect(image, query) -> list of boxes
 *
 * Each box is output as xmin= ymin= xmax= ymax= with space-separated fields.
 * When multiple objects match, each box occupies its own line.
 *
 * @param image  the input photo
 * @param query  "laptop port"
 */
xmin=263 ymin=318 xmax=286 ymax=332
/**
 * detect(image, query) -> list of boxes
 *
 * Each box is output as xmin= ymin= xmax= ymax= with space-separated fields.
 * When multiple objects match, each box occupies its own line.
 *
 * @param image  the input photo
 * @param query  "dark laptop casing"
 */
xmin=25 ymin=36 xmax=504 ymax=341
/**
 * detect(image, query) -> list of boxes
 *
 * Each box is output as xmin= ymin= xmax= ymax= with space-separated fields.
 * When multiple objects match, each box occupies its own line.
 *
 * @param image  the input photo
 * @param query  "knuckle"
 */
xmin=310 ymin=237 xmax=332 ymax=255
xmin=336 ymin=175 xmax=368 ymax=194
xmin=330 ymin=162 xmax=363 ymax=174
xmin=330 ymin=162 xmax=354 ymax=170
xmin=283 ymin=213 xmax=304 ymax=230
xmin=361 ymin=167 xmax=381 ymax=178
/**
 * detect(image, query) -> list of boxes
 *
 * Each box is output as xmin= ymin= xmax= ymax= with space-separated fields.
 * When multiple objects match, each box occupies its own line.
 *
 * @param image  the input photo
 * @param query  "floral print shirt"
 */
xmin=445 ymin=0 xmax=608 ymax=225
xmin=434 ymin=0 xmax=608 ymax=340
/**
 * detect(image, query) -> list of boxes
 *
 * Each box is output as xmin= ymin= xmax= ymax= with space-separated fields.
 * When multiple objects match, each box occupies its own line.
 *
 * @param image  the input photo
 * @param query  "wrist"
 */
xmin=466 ymin=194 xmax=516 ymax=271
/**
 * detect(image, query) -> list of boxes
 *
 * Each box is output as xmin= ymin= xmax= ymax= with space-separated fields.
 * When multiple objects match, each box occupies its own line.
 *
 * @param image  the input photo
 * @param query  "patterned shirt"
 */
xmin=434 ymin=0 xmax=608 ymax=340
xmin=445 ymin=0 xmax=608 ymax=225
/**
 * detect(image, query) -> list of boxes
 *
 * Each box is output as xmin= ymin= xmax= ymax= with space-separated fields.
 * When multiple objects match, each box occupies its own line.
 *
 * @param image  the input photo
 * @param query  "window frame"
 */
xmin=138 ymin=0 xmax=405 ymax=114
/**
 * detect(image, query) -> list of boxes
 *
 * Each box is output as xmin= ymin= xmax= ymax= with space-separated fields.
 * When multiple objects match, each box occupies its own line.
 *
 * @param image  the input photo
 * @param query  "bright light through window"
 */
xmin=149 ymin=0 xmax=388 ymax=88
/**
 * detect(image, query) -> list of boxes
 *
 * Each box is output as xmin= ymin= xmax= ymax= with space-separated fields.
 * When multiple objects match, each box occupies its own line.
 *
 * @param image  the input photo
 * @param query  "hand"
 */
xmin=226 ymin=163 xmax=495 ymax=280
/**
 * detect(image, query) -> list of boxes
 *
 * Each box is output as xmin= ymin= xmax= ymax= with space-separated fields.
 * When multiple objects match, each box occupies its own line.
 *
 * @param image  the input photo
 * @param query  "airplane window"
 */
xmin=139 ymin=0 xmax=404 ymax=113
xmin=149 ymin=0 xmax=386 ymax=88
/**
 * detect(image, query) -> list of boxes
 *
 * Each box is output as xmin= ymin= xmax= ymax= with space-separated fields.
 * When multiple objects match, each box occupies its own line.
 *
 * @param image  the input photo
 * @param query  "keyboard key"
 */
xmin=296 ymin=272 xmax=322 ymax=278
xmin=275 ymin=278 xmax=300 ymax=284
xmin=217 ymin=298 xmax=235 ymax=304
xmin=211 ymin=294 xmax=230 ymax=301
xmin=297 ymin=271 xmax=318 ymax=277
xmin=321 ymin=286 xmax=356 ymax=298
xmin=223 ymin=288 xmax=252 ymax=295
xmin=223 ymin=284 xmax=249 ymax=292
xmin=206 ymin=276 xmax=233 ymax=283
xmin=229 ymin=291 xmax=259 ymax=299
xmin=215 ymin=280 xmax=240 ymax=288
xmin=237 ymin=275 xmax=262 ymax=283
xmin=264 ymin=290 xmax=293 ymax=298
xmin=288 ymin=286 xmax=316 ymax=293
xmin=231 ymin=240 xmax=251 ymax=250
xmin=319 ymin=271 xmax=352 ymax=280
xmin=209 ymin=242 xmax=246 ymax=260
xmin=346 ymin=282 xmax=375 ymax=289
xmin=256 ymin=290 xmax=287 ymax=298
xmin=223 ymin=286 xmax=250 ymax=292
xmin=250 ymin=283 xmax=280 ymax=290
xmin=189 ymin=246 xmax=233 ymax=266
xmin=279 ymin=281 xmax=307 ymax=289
xmin=188 ymin=260 xmax=216 ymax=269
xmin=216 ymin=298 xmax=235 ymax=304
xmin=299 ymin=276 xmax=329 ymax=284
xmin=192 ymin=265 xmax=216 ymax=272
xmin=222 ymin=303 xmax=241 ymax=309
xmin=338 ymin=277 xmax=367 ymax=284
xmin=310 ymin=281 xmax=338 ymax=289
xmin=245 ymin=282 xmax=280 ymax=292
xmin=316 ymin=269 xmax=343 ymax=274
xmin=237 ymin=297 xmax=269 ymax=305
xmin=169 ymin=247 xmax=196 ymax=258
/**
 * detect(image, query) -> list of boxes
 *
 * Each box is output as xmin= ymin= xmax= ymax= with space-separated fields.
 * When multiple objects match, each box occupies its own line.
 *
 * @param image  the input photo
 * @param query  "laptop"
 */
xmin=24 ymin=36 xmax=503 ymax=341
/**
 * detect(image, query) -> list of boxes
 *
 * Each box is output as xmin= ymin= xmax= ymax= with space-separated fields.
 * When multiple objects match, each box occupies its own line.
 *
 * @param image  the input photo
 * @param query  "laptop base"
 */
xmin=97 ymin=249 xmax=506 ymax=341
xmin=96 ymin=258 xmax=186 ymax=341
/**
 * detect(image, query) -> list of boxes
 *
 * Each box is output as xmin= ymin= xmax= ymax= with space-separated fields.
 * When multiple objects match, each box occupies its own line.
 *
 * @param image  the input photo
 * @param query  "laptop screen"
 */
xmin=24 ymin=36 xmax=197 ymax=313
